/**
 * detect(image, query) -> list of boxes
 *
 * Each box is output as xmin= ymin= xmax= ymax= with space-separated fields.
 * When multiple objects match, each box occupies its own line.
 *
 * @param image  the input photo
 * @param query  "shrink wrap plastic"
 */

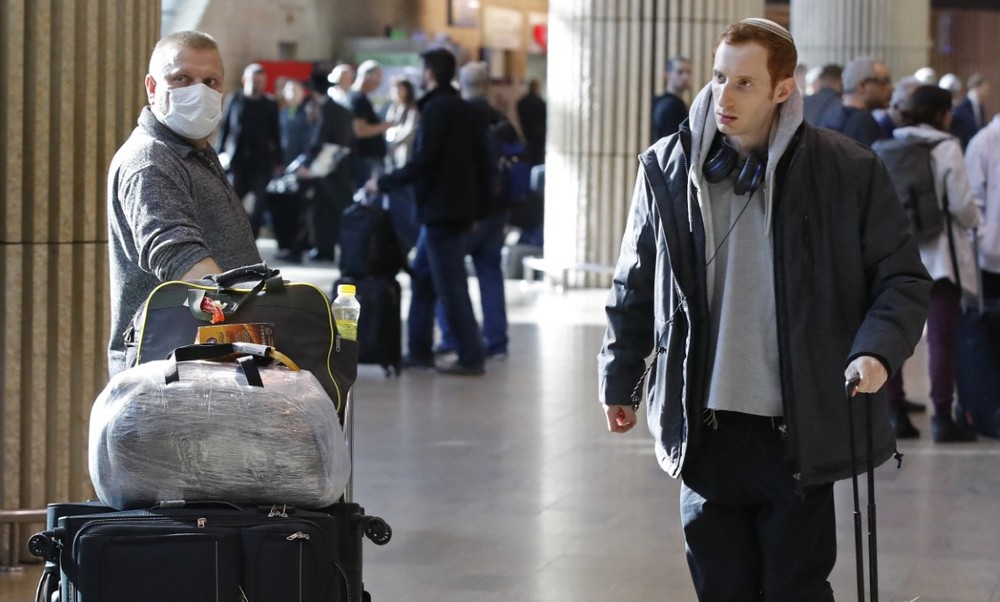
xmin=89 ymin=359 xmax=351 ymax=509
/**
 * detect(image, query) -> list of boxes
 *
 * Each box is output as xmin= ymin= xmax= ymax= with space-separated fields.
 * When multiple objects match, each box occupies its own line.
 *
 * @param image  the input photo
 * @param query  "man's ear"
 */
xmin=144 ymin=74 xmax=157 ymax=105
xmin=773 ymin=76 xmax=795 ymax=104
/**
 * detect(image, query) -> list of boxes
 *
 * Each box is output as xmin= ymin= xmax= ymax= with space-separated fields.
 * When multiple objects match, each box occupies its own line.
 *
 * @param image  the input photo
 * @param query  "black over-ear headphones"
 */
xmin=702 ymin=133 xmax=766 ymax=196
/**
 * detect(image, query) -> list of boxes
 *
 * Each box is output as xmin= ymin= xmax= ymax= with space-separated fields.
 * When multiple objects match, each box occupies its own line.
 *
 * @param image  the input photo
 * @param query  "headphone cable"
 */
xmin=704 ymin=192 xmax=756 ymax=268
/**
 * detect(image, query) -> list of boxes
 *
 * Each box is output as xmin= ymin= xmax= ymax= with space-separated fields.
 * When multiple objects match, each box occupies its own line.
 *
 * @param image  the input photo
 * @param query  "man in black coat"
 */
xmin=370 ymin=48 xmax=491 ymax=375
xmin=294 ymin=74 xmax=353 ymax=262
xmin=598 ymin=19 xmax=930 ymax=599
xmin=802 ymin=63 xmax=843 ymax=126
xmin=215 ymin=63 xmax=282 ymax=238
xmin=516 ymin=79 xmax=547 ymax=166
xmin=951 ymin=73 xmax=990 ymax=150
xmin=820 ymin=56 xmax=893 ymax=147
xmin=651 ymin=56 xmax=692 ymax=142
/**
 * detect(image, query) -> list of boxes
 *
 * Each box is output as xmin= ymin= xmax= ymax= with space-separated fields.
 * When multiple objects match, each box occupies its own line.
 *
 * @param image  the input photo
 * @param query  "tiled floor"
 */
xmin=4 ymin=251 xmax=999 ymax=601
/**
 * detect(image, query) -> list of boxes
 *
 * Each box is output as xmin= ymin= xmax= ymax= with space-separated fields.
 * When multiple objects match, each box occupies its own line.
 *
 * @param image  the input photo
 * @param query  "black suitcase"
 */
xmin=335 ymin=276 xmax=402 ymax=376
xmin=339 ymin=199 xmax=406 ymax=279
xmin=955 ymin=302 xmax=1000 ymax=438
xmin=29 ymin=500 xmax=390 ymax=602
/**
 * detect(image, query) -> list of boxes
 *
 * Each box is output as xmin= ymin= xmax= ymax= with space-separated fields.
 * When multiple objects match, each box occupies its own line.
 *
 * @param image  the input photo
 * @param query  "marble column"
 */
xmin=790 ymin=0 xmax=931 ymax=84
xmin=544 ymin=0 xmax=764 ymax=288
xmin=0 ymin=0 xmax=159 ymax=556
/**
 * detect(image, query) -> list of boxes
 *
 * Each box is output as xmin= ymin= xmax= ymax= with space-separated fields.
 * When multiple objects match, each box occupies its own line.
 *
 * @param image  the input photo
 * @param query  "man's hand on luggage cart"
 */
xmin=844 ymin=355 xmax=888 ymax=397
xmin=605 ymin=404 xmax=638 ymax=433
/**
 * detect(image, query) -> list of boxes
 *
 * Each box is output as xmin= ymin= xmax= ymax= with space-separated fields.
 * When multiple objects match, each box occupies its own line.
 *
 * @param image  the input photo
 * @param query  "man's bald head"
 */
xmin=148 ymin=31 xmax=221 ymax=78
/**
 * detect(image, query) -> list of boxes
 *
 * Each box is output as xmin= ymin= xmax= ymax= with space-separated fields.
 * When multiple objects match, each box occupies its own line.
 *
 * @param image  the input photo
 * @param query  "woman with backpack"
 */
xmin=883 ymin=84 xmax=980 ymax=442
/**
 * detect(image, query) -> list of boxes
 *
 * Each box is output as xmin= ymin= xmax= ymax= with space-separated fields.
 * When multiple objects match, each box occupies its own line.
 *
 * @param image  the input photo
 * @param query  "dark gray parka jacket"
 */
xmin=598 ymin=121 xmax=932 ymax=485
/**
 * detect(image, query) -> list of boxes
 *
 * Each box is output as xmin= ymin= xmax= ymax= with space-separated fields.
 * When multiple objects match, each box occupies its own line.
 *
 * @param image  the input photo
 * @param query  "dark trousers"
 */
xmin=269 ymin=188 xmax=305 ymax=252
xmin=231 ymin=169 xmax=272 ymax=239
xmin=436 ymin=211 xmax=509 ymax=355
xmin=680 ymin=411 xmax=836 ymax=602
xmin=408 ymin=223 xmax=484 ymax=368
xmin=303 ymin=177 xmax=350 ymax=259
xmin=885 ymin=278 xmax=961 ymax=416
xmin=982 ymin=269 xmax=1000 ymax=300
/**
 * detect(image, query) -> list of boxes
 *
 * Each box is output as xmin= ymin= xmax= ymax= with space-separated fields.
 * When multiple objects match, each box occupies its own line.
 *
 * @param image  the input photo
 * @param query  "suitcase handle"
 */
xmin=845 ymin=376 xmax=878 ymax=602
xmin=164 ymin=343 xmax=300 ymax=387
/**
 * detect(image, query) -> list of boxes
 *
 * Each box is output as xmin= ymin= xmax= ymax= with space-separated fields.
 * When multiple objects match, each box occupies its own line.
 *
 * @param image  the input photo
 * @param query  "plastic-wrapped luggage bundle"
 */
xmin=89 ymin=349 xmax=351 ymax=510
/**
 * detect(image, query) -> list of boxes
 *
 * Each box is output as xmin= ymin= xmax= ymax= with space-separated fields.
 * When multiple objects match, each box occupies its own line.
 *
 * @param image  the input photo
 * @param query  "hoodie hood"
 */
xmin=892 ymin=123 xmax=954 ymax=144
xmin=686 ymin=82 xmax=805 ymax=244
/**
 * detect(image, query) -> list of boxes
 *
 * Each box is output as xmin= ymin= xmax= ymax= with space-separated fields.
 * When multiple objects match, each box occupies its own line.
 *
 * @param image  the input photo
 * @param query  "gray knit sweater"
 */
xmin=106 ymin=107 xmax=261 ymax=375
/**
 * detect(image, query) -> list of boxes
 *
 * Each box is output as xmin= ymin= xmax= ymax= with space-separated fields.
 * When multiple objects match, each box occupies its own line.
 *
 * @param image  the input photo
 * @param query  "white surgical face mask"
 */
xmin=158 ymin=83 xmax=223 ymax=140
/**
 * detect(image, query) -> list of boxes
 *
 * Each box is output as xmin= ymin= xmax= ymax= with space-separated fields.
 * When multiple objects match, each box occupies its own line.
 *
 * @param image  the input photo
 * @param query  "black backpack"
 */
xmin=485 ymin=119 xmax=524 ymax=205
xmin=872 ymin=137 xmax=943 ymax=242
xmin=338 ymin=199 xmax=406 ymax=279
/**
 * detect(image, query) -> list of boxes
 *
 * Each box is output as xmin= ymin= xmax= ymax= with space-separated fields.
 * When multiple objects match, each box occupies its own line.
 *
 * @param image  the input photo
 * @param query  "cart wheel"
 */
xmin=28 ymin=532 xmax=59 ymax=562
xmin=363 ymin=517 xmax=392 ymax=545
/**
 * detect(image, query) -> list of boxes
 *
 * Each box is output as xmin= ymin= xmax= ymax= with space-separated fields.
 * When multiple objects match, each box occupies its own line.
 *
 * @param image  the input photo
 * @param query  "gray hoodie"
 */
xmin=685 ymin=83 xmax=805 ymax=417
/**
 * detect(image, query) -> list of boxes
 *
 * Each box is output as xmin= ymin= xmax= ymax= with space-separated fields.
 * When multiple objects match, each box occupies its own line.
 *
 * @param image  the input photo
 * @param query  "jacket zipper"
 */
xmin=771 ymin=142 xmax=802 ymax=480
xmin=677 ymin=126 xmax=711 ymax=451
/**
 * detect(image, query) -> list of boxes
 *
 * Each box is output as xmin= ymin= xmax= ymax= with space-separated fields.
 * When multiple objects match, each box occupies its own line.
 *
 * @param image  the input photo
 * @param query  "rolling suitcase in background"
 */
xmin=335 ymin=275 xmax=403 ymax=376
xmin=955 ymin=303 xmax=1000 ymax=437
xmin=337 ymin=191 xmax=405 ymax=376
xmin=955 ymin=238 xmax=1000 ymax=438
xmin=338 ymin=193 xmax=406 ymax=280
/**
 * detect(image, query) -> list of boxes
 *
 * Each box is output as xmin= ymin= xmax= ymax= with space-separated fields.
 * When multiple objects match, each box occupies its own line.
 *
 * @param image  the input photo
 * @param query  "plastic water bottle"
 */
xmin=332 ymin=284 xmax=361 ymax=341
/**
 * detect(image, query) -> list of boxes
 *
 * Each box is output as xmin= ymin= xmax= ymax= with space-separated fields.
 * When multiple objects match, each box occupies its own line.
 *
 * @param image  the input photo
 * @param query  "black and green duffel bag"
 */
xmin=123 ymin=263 xmax=357 ymax=414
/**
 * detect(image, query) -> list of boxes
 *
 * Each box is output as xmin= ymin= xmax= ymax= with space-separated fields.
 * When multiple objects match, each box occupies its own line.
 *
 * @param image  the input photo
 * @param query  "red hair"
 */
xmin=715 ymin=21 xmax=797 ymax=91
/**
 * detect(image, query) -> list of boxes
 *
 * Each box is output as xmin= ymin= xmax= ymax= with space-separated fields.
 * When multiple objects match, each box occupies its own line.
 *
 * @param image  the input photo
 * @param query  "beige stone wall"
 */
xmin=196 ymin=0 xmax=419 ymax=91
xmin=790 ymin=0 xmax=931 ymax=83
xmin=415 ymin=0 xmax=550 ymax=83
xmin=1 ymin=0 xmax=158 ymax=553
xmin=545 ymin=0 xmax=764 ymax=287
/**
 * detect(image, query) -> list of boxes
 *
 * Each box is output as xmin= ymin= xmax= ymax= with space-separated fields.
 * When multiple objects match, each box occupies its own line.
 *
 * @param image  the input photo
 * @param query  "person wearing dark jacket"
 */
xmin=951 ymin=73 xmax=989 ymax=150
xmin=650 ymin=56 xmax=692 ymax=142
xmin=802 ymin=63 xmax=842 ymax=126
xmin=597 ymin=19 xmax=931 ymax=599
xmin=431 ymin=60 xmax=511 ymax=360
xmin=516 ymin=79 xmax=547 ymax=165
xmin=215 ymin=63 xmax=282 ymax=238
xmin=294 ymin=74 xmax=353 ymax=262
xmin=370 ymin=48 xmax=490 ymax=375
xmin=820 ymin=56 xmax=893 ymax=147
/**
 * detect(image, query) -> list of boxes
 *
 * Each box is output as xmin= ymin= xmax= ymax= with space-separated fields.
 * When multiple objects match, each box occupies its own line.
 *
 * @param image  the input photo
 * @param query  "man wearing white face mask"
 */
xmin=106 ymin=30 xmax=261 ymax=375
